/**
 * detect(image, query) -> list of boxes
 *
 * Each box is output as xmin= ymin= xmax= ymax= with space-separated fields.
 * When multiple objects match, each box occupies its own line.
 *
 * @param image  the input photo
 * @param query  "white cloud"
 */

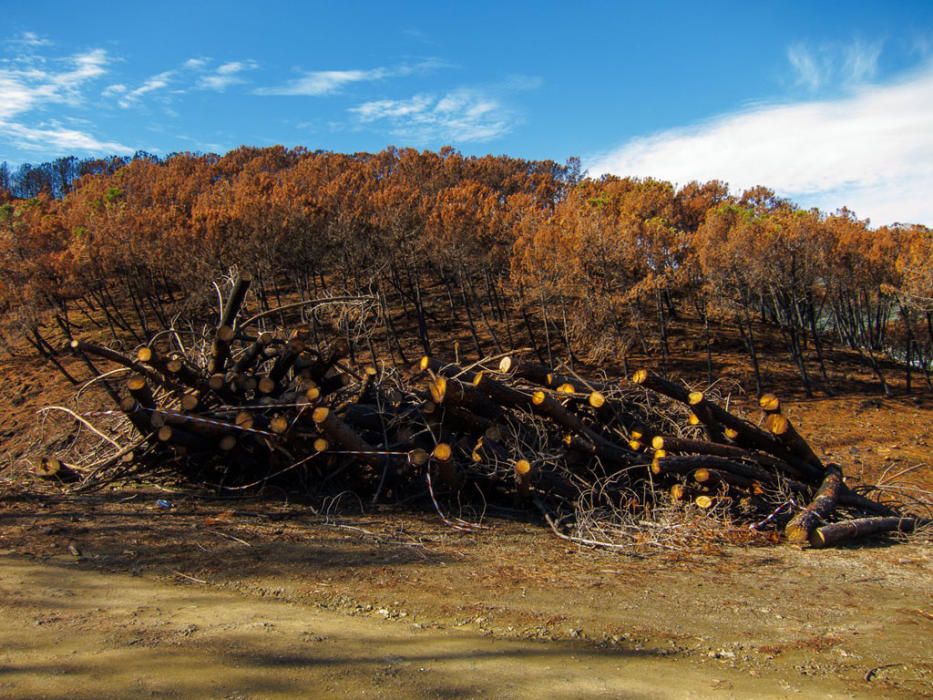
xmin=7 ymin=31 xmax=52 ymax=48
xmin=183 ymin=57 xmax=209 ymax=70
xmin=787 ymin=39 xmax=883 ymax=91
xmin=102 ymin=83 xmax=127 ymax=97
xmin=4 ymin=120 xmax=131 ymax=154
xmin=257 ymin=60 xmax=442 ymax=96
xmin=351 ymin=88 xmax=512 ymax=142
xmin=197 ymin=60 xmax=257 ymax=91
xmin=117 ymin=70 xmax=174 ymax=107
xmin=0 ymin=44 xmax=127 ymax=155
xmin=587 ymin=61 xmax=933 ymax=226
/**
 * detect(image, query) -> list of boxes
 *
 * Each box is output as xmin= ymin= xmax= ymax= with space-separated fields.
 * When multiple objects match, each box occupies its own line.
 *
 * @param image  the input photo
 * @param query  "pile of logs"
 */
xmin=49 ymin=275 xmax=923 ymax=550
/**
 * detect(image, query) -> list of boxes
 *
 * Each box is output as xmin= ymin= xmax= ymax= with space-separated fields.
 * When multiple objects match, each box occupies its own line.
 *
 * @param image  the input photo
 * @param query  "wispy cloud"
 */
xmin=117 ymin=70 xmax=174 ymax=107
xmin=257 ymin=60 xmax=443 ymax=96
xmin=787 ymin=38 xmax=883 ymax=91
xmin=351 ymin=88 xmax=513 ymax=143
xmin=588 ymin=59 xmax=933 ymax=226
xmin=113 ymin=57 xmax=260 ymax=106
xmin=4 ymin=120 xmax=131 ymax=154
xmin=0 ymin=44 xmax=130 ymax=154
xmin=197 ymin=60 xmax=258 ymax=91
xmin=6 ymin=31 xmax=52 ymax=48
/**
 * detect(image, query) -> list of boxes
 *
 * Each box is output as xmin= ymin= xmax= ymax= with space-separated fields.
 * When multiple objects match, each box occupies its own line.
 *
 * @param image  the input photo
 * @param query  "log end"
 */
xmin=759 ymin=393 xmax=781 ymax=413
xmin=430 ymin=376 xmax=448 ymax=404
xmin=432 ymin=442 xmax=452 ymax=462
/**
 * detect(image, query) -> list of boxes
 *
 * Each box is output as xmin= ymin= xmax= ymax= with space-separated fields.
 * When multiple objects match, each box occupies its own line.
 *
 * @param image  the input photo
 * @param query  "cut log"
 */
xmin=418 ymin=356 xmax=475 ymax=383
xmin=765 ymin=413 xmax=823 ymax=470
xmin=312 ymin=406 xmax=380 ymax=469
xmin=784 ymin=464 xmax=843 ymax=544
xmin=758 ymin=393 xmax=781 ymax=415
xmin=809 ymin=516 xmax=917 ymax=548
xmin=232 ymin=332 xmax=273 ymax=373
xmin=688 ymin=391 xmax=823 ymax=482
xmin=631 ymin=369 xmax=690 ymax=404
xmin=208 ymin=324 xmax=236 ymax=377
xmin=430 ymin=375 xmax=504 ymax=420
xmin=34 ymin=458 xmax=80 ymax=481
xmin=693 ymin=467 xmax=760 ymax=492
xmin=71 ymin=340 xmax=170 ymax=389
xmin=220 ymin=272 xmax=253 ymax=329
xmin=126 ymin=375 xmax=156 ymax=411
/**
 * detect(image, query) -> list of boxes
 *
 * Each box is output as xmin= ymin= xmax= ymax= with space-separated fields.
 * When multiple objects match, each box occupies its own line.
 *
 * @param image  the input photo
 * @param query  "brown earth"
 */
xmin=1 ymin=481 xmax=931 ymax=698
xmin=1 ymin=315 xmax=932 ymax=698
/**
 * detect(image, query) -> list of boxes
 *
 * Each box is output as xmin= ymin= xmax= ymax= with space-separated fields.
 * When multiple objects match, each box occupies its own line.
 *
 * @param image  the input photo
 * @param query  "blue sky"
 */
xmin=2 ymin=1 xmax=933 ymax=224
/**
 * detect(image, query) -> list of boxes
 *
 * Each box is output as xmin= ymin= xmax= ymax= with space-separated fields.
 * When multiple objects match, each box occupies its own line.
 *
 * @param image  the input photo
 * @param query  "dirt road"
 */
xmin=1 ymin=485 xmax=931 ymax=700
xmin=1 ymin=553 xmax=915 ymax=699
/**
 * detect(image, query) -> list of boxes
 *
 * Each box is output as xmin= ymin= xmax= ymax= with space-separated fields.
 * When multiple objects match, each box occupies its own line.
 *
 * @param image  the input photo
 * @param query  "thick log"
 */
xmin=765 ymin=413 xmax=823 ymax=470
xmin=232 ymin=332 xmax=273 ymax=373
xmin=837 ymin=487 xmax=899 ymax=517
xmin=430 ymin=376 xmax=504 ymax=420
xmin=693 ymin=467 xmax=760 ymax=492
xmin=126 ymin=375 xmax=156 ymax=411
xmin=688 ymin=392 xmax=823 ymax=483
xmin=34 ymin=458 xmax=80 ymax=482
xmin=120 ymin=396 xmax=156 ymax=440
xmin=220 ymin=273 xmax=252 ymax=329
xmin=431 ymin=442 xmax=465 ymax=489
xmin=208 ymin=324 xmax=236 ymax=377
xmin=651 ymin=435 xmax=807 ymax=481
xmin=472 ymin=371 xmax=533 ymax=409
xmin=809 ymin=516 xmax=918 ymax=548
xmin=530 ymin=390 xmax=635 ymax=467
xmin=653 ymin=455 xmax=809 ymax=494
xmin=758 ymin=393 xmax=781 ymax=415
xmin=269 ymin=338 xmax=304 ymax=384
xmin=419 ymin=356 xmax=475 ymax=383
xmin=685 ymin=391 xmax=726 ymax=442
xmin=165 ymin=354 xmax=207 ymax=391
xmin=631 ymin=369 xmax=690 ymax=404
xmin=312 ymin=407 xmax=382 ymax=469
xmin=71 ymin=340 xmax=170 ymax=389
xmin=784 ymin=465 xmax=844 ymax=544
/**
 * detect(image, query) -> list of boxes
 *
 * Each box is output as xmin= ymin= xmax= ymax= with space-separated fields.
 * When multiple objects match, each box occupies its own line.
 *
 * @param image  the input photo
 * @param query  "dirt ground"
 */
xmin=1 ymin=336 xmax=932 ymax=697
xmin=1 ymin=485 xmax=931 ymax=698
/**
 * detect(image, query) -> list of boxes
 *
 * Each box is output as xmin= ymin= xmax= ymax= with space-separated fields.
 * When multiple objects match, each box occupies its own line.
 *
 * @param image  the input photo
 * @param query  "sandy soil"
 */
xmin=1 ymin=491 xmax=931 ymax=699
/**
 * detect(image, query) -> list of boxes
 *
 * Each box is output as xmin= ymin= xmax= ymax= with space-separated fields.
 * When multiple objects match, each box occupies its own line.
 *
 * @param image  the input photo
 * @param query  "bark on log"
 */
xmin=312 ymin=407 xmax=382 ymax=469
xmin=809 ymin=516 xmax=918 ymax=548
xmin=688 ymin=391 xmax=823 ymax=483
xmin=220 ymin=273 xmax=252 ymax=329
xmin=71 ymin=340 xmax=170 ymax=389
xmin=430 ymin=375 xmax=504 ymax=420
xmin=765 ymin=413 xmax=823 ymax=470
xmin=631 ymin=369 xmax=691 ymax=404
xmin=208 ymin=324 xmax=236 ymax=377
xmin=784 ymin=465 xmax=843 ymax=544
